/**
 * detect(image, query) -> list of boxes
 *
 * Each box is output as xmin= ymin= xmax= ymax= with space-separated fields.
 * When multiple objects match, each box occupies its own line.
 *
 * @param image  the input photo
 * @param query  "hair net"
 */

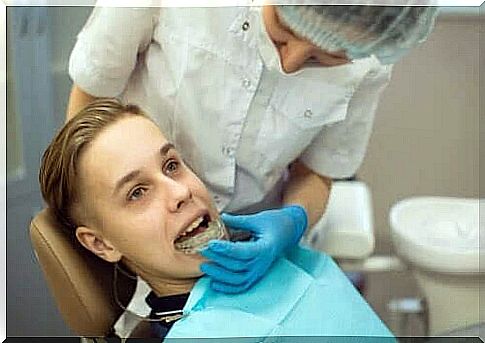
xmin=275 ymin=3 xmax=439 ymax=64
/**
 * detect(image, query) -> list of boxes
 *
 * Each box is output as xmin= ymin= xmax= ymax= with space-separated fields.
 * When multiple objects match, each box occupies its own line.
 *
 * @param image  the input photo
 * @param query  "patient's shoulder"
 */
xmin=129 ymin=320 xmax=153 ymax=338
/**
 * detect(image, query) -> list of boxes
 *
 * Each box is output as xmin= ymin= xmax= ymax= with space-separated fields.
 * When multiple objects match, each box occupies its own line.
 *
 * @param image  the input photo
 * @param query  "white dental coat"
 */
xmin=69 ymin=5 xmax=392 ymax=214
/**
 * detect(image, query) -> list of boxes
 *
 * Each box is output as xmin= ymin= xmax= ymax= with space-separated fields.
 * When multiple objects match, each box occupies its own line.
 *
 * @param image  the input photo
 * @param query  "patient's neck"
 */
xmin=121 ymin=260 xmax=198 ymax=297
xmin=147 ymin=277 xmax=197 ymax=297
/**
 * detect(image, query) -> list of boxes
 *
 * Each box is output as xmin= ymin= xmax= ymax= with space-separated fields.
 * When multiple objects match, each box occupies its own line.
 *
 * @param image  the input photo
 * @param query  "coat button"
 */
xmin=222 ymin=146 xmax=235 ymax=157
xmin=368 ymin=70 xmax=378 ymax=77
xmin=242 ymin=78 xmax=251 ymax=89
xmin=304 ymin=109 xmax=313 ymax=118
xmin=242 ymin=21 xmax=250 ymax=31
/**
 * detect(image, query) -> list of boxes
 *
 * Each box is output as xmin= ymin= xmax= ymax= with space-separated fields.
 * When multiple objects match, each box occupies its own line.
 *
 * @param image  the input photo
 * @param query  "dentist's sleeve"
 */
xmin=299 ymin=65 xmax=393 ymax=178
xmin=69 ymin=6 xmax=158 ymax=97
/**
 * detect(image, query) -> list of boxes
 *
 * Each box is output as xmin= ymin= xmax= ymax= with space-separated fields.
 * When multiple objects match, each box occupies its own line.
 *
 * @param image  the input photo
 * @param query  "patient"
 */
xmin=39 ymin=99 xmax=393 ymax=339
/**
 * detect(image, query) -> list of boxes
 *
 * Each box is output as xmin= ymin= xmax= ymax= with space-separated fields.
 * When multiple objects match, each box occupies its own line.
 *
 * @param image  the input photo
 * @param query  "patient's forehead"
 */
xmin=78 ymin=116 xmax=166 ymax=198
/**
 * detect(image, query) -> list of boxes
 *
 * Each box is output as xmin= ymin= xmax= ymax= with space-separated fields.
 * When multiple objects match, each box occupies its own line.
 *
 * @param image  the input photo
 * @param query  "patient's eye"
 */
xmin=164 ymin=158 xmax=180 ymax=175
xmin=128 ymin=187 xmax=146 ymax=201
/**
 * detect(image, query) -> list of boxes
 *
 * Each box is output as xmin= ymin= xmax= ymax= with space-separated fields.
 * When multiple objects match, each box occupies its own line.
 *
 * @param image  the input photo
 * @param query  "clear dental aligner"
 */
xmin=174 ymin=218 xmax=227 ymax=254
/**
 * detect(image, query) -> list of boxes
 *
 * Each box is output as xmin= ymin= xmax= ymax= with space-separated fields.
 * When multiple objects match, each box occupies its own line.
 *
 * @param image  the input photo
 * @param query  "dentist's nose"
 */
xmin=280 ymin=40 xmax=313 ymax=73
xmin=167 ymin=180 xmax=192 ymax=212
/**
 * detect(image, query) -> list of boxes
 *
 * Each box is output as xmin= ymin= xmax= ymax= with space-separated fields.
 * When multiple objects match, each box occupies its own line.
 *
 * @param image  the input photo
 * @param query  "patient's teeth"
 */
xmin=176 ymin=216 xmax=204 ymax=241
xmin=185 ymin=216 xmax=203 ymax=233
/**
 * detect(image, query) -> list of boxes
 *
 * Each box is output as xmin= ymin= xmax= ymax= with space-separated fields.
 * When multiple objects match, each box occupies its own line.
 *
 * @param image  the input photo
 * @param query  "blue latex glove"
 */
xmin=200 ymin=205 xmax=308 ymax=293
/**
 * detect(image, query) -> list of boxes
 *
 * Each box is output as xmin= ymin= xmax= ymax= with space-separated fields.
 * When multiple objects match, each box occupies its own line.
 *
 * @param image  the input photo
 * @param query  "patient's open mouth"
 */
xmin=174 ymin=214 xmax=226 ymax=254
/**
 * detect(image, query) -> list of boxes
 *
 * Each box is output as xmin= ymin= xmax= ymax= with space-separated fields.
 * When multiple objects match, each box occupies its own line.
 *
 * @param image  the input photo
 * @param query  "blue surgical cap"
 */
xmin=276 ymin=4 xmax=439 ymax=64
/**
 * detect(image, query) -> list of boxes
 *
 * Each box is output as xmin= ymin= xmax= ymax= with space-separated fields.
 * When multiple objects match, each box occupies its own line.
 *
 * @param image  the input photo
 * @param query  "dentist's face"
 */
xmin=263 ymin=6 xmax=351 ymax=73
xmin=76 ymin=115 xmax=220 ymax=282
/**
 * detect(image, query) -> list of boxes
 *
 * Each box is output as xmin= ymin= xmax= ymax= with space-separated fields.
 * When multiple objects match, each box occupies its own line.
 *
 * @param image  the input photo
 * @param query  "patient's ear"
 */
xmin=75 ymin=226 xmax=122 ymax=263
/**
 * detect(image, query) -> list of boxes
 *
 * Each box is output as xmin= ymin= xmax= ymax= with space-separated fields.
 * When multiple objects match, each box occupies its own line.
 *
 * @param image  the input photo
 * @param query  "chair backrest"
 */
xmin=29 ymin=208 xmax=136 ymax=336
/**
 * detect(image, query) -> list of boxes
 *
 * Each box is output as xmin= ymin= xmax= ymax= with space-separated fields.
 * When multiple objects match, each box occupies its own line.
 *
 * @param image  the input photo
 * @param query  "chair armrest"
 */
xmin=305 ymin=181 xmax=375 ymax=260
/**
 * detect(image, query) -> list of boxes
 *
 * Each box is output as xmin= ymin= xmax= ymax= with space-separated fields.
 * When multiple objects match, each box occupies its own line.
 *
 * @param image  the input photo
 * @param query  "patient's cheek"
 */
xmin=188 ymin=255 xmax=206 ymax=277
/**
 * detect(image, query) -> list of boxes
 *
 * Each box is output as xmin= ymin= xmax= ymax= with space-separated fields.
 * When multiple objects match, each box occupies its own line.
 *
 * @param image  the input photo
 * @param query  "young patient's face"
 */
xmin=77 ymin=115 xmax=220 ymax=281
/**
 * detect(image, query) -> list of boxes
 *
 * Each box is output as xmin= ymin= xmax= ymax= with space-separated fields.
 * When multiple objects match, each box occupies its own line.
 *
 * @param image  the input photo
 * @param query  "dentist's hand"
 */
xmin=200 ymin=205 xmax=308 ymax=293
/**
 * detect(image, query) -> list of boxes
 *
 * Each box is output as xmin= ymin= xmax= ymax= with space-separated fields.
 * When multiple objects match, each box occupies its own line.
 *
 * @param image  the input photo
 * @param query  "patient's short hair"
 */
xmin=39 ymin=98 xmax=147 ymax=232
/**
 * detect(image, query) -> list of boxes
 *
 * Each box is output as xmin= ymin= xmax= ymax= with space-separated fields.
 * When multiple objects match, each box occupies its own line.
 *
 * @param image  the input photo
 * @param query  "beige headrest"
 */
xmin=29 ymin=208 xmax=136 ymax=336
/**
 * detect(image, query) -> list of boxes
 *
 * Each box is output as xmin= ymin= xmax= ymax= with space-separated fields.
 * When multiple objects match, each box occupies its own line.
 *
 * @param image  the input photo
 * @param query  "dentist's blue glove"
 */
xmin=200 ymin=205 xmax=308 ymax=293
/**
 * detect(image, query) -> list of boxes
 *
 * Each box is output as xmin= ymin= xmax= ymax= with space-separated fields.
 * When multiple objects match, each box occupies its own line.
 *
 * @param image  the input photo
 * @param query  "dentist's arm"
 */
xmin=283 ymin=160 xmax=331 ymax=229
xmin=66 ymin=7 xmax=158 ymax=121
xmin=66 ymin=84 xmax=98 ymax=122
xmin=200 ymin=160 xmax=332 ymax=293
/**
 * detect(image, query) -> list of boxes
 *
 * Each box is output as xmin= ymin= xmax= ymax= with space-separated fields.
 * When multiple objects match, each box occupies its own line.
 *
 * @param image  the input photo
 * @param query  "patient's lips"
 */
xmin=174 ymin=215 xmax=227 ymax=254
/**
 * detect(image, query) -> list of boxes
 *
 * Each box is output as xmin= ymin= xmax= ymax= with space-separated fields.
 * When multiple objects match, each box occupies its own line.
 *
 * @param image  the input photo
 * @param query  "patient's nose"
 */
xmin=166 ymin=180 xmax=192 ymax=212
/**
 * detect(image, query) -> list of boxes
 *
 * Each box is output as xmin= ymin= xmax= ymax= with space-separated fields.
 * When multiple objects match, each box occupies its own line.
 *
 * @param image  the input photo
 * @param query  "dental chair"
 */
xmin=30 ymin=181 xmax=381 ymax=339
xmin=305 ymin=180 xmax=402 ymax=273
xmin=29 ymin=208 xmax=138 ymax=339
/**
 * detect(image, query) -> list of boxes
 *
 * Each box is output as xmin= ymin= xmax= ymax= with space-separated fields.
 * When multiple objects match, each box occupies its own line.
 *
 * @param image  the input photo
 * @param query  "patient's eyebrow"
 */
xmin=113 ymin=142 xmax=176 ymax=196
xmin=160 ymin=142 xmax=175 ymax=157
xmin=113 ymin=170 xmax=141 ymax=196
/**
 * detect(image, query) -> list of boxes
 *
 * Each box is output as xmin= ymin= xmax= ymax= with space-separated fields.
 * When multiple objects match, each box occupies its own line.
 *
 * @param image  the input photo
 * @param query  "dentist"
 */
xmin=67 ymin=3 xmax=437 ymax=293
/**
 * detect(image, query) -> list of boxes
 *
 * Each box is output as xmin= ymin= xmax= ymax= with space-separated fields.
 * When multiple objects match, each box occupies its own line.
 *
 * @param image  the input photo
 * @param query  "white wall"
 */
xmin=359 ymin=13 xmax=482 ymax=253
xmin=357 ymin=13 xmax=482 ymax=332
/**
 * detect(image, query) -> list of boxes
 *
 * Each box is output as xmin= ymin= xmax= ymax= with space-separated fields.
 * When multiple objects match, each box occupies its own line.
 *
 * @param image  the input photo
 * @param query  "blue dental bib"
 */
xmin=165 ymin=245 xmax=394 ymax=341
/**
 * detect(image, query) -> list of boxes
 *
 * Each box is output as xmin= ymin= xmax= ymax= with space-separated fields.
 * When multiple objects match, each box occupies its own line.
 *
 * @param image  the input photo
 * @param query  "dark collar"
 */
xmin=145 ymin=291 xmax=190 ymax=314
